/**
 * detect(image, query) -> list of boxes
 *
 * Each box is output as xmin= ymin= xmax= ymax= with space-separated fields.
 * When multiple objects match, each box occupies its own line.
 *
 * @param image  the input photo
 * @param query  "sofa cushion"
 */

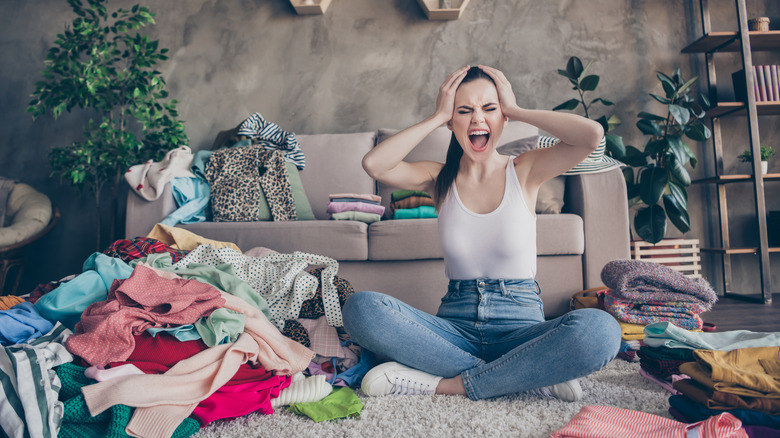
xmin=180 ymin=220 xmax=368 ymax=260
xmin=375 ymin=121 xmax=539 ymax=217
xmin=297 ymin=132 xmax=376 ymax=220
xmin=368 ymin=213 xmax=584 ymax=261
xmin=368 ymin=219 xmax=440 ymax=261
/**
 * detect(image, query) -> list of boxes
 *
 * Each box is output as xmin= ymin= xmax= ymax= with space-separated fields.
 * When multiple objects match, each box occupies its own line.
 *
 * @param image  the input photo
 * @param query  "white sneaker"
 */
xmin=361 ymin=361 xmax=443 ymax=396
xmin=526 ymin=379 xmax=583 ymax=402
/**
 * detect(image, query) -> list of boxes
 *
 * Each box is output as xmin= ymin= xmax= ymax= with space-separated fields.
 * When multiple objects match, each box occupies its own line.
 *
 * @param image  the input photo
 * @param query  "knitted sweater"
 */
xmin=601 ymin=259 xmax=717 ymax=307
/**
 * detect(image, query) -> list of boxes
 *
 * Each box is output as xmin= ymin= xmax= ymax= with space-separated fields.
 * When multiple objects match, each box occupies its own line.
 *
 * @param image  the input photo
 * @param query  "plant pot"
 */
xmin=761 ymin=160 xmax=768 ymax=175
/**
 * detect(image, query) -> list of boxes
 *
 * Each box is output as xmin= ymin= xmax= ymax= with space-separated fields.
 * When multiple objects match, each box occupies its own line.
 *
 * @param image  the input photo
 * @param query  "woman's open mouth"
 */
xmin=468 ymin=130 xmax=490 ymax=152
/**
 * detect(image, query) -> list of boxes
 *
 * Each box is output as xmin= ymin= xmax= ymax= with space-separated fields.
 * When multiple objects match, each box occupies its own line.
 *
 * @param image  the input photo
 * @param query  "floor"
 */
xmin=700 ymin=293 xmax=780 ymax=332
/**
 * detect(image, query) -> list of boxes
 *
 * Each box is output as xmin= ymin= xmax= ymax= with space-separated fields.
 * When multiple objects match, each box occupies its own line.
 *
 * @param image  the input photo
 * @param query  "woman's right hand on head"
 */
xmin=432 ymin=66 xmax=470 ymax=124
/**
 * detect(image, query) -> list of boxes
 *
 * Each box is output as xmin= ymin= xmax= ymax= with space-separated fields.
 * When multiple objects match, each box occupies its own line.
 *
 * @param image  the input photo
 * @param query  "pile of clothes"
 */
xmin=636 ymin=322 xmax=780 ymax=434
xmin=389 ymin=190 xmax=436 ymax=219
xmin=327 ymin=193 xmax=384 ymax=224
xmin=125 ymin=112 xmax=311 ymax=226
xmin=1 ymin=225 xmax=370 ymax=438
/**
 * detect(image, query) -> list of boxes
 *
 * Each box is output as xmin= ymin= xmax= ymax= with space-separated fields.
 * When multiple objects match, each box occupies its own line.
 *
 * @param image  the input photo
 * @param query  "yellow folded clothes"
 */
xmin=146 ymin=223 xmax=241 ymax=252
xmin=0 ymin=295 xmax=25 ymax=311
xmin=618 ymin=319 xmax=646 ymax=341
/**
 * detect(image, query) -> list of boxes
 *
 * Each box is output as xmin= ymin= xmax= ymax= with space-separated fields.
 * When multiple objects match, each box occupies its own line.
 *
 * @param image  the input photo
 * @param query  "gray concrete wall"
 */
xmin=0 ymin=0 xmax=777 ymax=295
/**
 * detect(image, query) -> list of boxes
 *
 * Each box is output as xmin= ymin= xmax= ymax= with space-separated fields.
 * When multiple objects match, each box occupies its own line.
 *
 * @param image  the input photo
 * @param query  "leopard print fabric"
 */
xmin=298 ymin=267 xmax=355 ymax=319
xmin=206 ymin=145 xmax=297 ymax=222
xmin=282 ymin=319 xmax=310 ymax=347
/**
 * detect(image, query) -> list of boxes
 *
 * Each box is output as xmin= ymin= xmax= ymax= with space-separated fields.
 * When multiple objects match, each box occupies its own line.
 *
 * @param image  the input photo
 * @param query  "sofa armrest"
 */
xmin=563 ymin=168 xmax=630 ymax=289
xmin=125 ymin=184 xmax=177 ymax=239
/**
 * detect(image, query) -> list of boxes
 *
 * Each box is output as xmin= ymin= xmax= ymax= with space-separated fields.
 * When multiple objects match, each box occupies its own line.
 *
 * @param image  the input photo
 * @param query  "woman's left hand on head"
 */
xmin=478 ymin=65 xmax=519 ymax=116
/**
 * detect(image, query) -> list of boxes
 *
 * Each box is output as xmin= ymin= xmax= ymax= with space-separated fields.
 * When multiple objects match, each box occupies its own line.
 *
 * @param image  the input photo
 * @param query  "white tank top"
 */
xmin=438 ymin=157 xmax=537 ymax=280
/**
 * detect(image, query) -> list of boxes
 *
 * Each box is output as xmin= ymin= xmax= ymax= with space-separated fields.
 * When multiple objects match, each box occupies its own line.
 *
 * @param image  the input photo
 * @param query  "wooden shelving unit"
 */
xmin=416 ymin=0 xmax=470 ymax=20
xmin=685 ymin=0 xmax=776 ymax=304
xmin=289 ymin=0 xmax=332 ymax=15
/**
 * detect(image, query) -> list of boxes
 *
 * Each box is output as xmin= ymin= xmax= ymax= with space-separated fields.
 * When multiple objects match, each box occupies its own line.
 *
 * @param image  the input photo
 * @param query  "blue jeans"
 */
xmin=342 ymin=278 xmax=621 ymax=400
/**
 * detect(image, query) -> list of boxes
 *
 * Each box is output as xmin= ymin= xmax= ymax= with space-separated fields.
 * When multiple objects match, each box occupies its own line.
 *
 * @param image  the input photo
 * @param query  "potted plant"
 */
xmin=553 ymin=56 xmax=626 ymax=159
xmin=737 ymin=145 xmax=775 ymax=174
xmin=27 ymin=0 xmax=187 ymax=250
xmin=621 ymin=69 xmax=712 ymax=244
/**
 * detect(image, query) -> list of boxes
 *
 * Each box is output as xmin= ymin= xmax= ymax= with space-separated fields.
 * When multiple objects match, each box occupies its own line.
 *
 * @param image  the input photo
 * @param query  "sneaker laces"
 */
xmin=525 ymin=386 xmax=553 ymax=398
xmin=390 ymin=377 xmax=434 ymax=395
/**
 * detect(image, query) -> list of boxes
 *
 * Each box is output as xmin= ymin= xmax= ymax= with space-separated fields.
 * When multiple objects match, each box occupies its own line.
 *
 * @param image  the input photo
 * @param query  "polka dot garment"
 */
xmin=174 ymin=245 xmax=342 ymax=329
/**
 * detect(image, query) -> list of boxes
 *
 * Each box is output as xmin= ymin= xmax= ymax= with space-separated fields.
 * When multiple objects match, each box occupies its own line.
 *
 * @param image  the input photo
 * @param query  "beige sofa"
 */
xmin=125 ymin=121 xmax=630 ymax=317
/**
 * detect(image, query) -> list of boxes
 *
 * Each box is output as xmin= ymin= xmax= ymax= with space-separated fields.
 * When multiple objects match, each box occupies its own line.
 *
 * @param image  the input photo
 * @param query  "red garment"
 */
xmin=551 ymin=405 xmax=747 ymax=438
xmin=65 ymin=265 xmax=225 ymax=366
xmin=191 ymin=375 xmax=291 ymax=426
xmin=109 ymin=331 xmax=278 ymax=384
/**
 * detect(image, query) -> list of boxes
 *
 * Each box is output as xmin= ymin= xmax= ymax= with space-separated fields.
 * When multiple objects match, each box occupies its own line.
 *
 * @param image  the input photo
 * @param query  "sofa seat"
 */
xmin=368 ymin=214 xmax=584 ymax=261
xmin=179 ymin=219 xmax=368 ymax=260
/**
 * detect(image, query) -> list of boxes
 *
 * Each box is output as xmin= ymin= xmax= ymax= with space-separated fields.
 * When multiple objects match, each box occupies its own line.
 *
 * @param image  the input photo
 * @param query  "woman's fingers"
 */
xmin=442 ymin=65 xmax=470 ymax=91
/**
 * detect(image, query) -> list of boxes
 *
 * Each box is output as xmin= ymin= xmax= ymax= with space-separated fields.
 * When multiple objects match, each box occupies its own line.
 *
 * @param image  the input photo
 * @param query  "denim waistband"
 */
xmin=448 ymin=278 xmax=541 ymax=295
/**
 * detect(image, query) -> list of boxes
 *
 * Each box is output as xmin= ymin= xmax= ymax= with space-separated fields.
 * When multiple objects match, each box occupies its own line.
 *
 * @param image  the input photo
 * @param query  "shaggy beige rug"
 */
xmin=193 ymin=359 xmax=672 ymax=438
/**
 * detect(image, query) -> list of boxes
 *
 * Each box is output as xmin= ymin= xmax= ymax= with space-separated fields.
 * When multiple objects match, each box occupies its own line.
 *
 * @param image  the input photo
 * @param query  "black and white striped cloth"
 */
xmin=237 ymin=112 xmax=306 ymax=170
xmin=0 ymin=323 xmax=73 ymax=438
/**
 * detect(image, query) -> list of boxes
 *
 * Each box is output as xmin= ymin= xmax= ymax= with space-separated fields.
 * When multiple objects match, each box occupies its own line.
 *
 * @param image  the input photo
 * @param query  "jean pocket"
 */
xmin=505 ymin=289 xmax=543 ymax=308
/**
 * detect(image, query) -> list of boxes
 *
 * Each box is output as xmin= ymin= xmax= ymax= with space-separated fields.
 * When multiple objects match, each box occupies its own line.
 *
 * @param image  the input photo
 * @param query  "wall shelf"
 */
xmin=684 ymin=0 xmax=776 ymax=304
xmin=289 ymin=0 xmax=332 ymax=15
xmin=682 ymin=30 xmax=780 ymax=53
xmin=707 ymin=101 xmax=780 ymax=117
xmin=416 ymin=0 xmax=470 ymax=20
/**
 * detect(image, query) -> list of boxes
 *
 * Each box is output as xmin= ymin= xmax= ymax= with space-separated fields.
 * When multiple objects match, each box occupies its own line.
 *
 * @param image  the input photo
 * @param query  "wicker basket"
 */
xmin=748 ymin=17 xmax=770 ymax=32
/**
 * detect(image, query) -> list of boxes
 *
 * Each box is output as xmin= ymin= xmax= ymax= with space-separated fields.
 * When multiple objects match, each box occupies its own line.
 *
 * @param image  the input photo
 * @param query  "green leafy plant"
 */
xmin=737 ymin=145 xmax=775 ymax=162
xmin=622 ymin=69 xmax=711 ymax=244
xmin=553 ymin=56 xmax=626 ymax=159
xmin=28 ymin=0 xmax=187 ymax=249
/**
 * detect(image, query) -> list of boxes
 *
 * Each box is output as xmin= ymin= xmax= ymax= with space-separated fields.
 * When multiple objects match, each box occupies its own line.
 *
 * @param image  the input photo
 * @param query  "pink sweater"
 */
xmin=65 ymin=265 xmax=225 ymax=366
xmin=81 ymin=292 xmax=314 ymax=438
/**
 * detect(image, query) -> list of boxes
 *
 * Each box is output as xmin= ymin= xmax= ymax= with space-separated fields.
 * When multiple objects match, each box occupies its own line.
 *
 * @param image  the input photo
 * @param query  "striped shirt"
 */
xmin=550 ymin=405 xmax=747 ymax=438
xmin=0 ymin=323 xmax=73 ymax=438
xmin=236 ymin=112 xmax=306 ymax=170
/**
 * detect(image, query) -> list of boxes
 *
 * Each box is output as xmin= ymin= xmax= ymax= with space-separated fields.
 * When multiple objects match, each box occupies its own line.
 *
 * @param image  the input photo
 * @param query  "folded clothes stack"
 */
xmin=390 ymin=190 xmax=437 ymax=219
xmin=327 ymin=193 xmax=384 ymax=224
xmin=600 ymin=260 xmax=717 ymax=331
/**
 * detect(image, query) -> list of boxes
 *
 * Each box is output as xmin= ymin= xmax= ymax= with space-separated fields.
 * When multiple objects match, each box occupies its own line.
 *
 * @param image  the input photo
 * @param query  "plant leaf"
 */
xmin=685 ymin=122 xmax=711 ymax=141
xmin=639 ymin=164 xmax=668 ymax=205
xmin=623 ymin=145 xmax=649 ymax=167
xmin=553 ymin=99 xmax=580 ymax=111
xmin=669 ymin=157 xmax=691 ymax=186
xmin=663 ymin=193 xmax=690 ymax=233
xmin=635 ymin=204 xmax=667 ymax=244
xmin=580 ymin=75 xmax=600 ymax=91
xmin=668 ymin=104 xmax=690 ymax=126
xmin=650 ymin=93 xmax=672 ymax=105
xmin=605 ymin=133 xmax=626 ymax=158
xmin=638 ymin=111 xmax=666 ymax=121
xmin=566 ymin=56 xmax=584 ymax=80
xmin=637 ymin=119 xmax=663 ymax=137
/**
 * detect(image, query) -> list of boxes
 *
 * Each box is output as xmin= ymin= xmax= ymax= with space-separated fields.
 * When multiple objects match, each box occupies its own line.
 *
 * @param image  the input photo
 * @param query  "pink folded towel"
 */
xmin=326 ymin=201 xmax=385 ymax=216
xmin=328 ymin=193 xmax=381 ymax=203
